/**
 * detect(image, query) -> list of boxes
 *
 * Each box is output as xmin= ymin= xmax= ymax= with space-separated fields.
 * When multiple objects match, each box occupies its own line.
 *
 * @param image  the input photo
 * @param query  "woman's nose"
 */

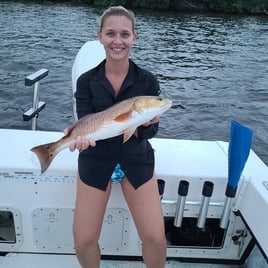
xmin=113 ymin=33 xmax=122 ymax=43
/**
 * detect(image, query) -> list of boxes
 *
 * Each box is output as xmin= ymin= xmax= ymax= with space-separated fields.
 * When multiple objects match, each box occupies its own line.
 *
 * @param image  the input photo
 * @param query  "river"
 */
xmin=0 ymin=1 xmax=268 ymax=165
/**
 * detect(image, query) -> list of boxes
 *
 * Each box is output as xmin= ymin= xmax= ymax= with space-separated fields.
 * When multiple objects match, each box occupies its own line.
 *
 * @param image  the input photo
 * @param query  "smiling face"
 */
xmin=98 ymin=15 xmax=137 ymax=62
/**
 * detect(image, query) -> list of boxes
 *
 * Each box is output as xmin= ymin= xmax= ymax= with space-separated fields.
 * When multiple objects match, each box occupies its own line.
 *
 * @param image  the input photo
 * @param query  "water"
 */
xmin=0 ymin=1 xmax=268 ymax=165
xmin=0 ymin=3 xmax=268 ymax=267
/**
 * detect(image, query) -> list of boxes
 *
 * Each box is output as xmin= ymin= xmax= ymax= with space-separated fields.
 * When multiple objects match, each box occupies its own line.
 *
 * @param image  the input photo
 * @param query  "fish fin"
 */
xmin=114 ymin=111 xmax=132 ymax=122
xmin=31 ymin=141 xmax=59 ymax=173
xmin=123 ymin=127 xmax=137 ymax=143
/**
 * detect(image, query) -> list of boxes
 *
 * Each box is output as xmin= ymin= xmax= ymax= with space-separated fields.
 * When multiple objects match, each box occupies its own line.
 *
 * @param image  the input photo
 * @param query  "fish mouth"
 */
xmin=161 ymin=99 xmax=172 ymax=112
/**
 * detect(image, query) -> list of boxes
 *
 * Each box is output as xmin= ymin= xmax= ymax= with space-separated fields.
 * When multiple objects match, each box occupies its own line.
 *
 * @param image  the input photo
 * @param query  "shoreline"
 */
xmin=71 ymin=0 xmax=267 ymax=15
xmin=8 ymin=0 xmax=268 ymax=15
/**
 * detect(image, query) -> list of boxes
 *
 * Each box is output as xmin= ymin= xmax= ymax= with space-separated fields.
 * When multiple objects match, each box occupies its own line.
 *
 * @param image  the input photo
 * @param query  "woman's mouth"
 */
xmin=112 ymin=47 xmax=124 ymax=52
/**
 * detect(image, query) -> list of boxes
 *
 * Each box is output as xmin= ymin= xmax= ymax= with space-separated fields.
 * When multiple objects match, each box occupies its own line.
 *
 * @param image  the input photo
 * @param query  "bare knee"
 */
xmin=141 ymin=231 xmax=167 ymax=267
xmin=73 ymin=224 xmax=99 ymax=253
xmin=141 ymin=230 xmax=167 ymax=249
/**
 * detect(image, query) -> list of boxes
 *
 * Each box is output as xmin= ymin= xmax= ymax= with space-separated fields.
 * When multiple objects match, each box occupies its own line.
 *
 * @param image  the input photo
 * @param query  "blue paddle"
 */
xmin=220 ymin=120 xmax=253 ymax=229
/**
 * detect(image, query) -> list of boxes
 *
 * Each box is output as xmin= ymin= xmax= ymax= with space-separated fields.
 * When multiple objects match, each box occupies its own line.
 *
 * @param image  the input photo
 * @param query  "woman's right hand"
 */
xmin=64 ymin=129 xmax=96 ymax=152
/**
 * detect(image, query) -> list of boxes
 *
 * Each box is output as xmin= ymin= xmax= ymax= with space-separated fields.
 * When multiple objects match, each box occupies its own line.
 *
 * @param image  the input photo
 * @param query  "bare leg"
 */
xmin=73 ymin=175 xmax=112 ymax=268
xmin=120 ymin=174 xmax=167 ymax=268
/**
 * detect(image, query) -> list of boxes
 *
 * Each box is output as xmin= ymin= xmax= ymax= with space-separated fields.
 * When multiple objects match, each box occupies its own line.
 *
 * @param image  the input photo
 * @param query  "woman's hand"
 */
xmin=64 ymin=129 xmax=96 ymax=152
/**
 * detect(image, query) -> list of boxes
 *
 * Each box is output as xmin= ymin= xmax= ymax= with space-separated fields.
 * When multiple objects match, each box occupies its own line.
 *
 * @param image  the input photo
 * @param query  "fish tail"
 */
xmin=31 ymin=141 xmax=59 ymax=173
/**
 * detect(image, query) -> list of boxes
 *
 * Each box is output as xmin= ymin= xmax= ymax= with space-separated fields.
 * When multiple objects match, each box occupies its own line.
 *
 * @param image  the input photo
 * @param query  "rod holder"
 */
xmin=219 ymin=184 xmax=237 ymax=229
xmin=174 ymin=180 xmax=189 ymax=227
xmin=197 ymin=181 xmax=214 ymax=229
xmin=157 ymin=179 xmax=165 ymax=200
xmin=23 ymin=68 xmax=48 ymax=130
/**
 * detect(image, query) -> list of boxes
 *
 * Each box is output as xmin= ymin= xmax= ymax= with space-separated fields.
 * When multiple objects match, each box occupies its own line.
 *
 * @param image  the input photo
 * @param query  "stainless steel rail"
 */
xmin=23 ymin=68 xmax=49 ymax=130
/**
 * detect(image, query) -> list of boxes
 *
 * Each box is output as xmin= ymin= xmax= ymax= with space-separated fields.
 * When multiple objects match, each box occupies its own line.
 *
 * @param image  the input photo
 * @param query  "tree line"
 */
xmin=81 ymin=0 xmax=268 ymax=14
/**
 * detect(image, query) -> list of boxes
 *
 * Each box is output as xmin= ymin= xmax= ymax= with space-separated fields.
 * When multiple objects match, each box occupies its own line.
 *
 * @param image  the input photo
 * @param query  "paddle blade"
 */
xmin=227 ymin=120 xmax=253 ymax=193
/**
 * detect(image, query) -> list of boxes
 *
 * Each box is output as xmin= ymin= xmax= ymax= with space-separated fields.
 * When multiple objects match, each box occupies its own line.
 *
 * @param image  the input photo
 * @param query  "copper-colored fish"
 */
xmin=31 ymin=96 xmax=172 ymax=173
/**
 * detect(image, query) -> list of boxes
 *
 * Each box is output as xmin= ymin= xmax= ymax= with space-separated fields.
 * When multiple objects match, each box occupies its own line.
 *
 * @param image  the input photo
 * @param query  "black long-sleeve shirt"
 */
xmin=75 ymin=59 xmax=161 ymax=190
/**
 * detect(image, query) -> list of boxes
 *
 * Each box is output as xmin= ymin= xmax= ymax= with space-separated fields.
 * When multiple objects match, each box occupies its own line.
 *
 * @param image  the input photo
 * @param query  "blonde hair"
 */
xmin=99 ymin=6 xmax=135 ymax=32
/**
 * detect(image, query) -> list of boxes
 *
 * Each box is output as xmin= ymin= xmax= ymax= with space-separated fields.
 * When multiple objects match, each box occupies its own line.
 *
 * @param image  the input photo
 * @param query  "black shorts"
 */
xmin=78 ymin=146 xmax=155 ymax=191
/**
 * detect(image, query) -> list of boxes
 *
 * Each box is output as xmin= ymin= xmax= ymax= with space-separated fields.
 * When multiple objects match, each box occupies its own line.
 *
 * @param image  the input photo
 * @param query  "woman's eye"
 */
xmin=121 ymin=32 xmax=130 ymax=38
xmin=105 ymin=31 xmax=131 ymax=38
xmin=105 ymin=31 xmax=115 ymax=37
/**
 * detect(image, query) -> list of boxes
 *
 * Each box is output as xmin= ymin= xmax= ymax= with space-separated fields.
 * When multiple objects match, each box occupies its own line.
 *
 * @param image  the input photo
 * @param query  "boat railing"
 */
xmin=23 ymin=68 xmax=49 ymax=130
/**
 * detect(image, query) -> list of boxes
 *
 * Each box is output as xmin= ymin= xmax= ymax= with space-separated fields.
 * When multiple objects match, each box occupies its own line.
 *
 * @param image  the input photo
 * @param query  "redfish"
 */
xmin=31 ymin=96 xmax=172 ymax=173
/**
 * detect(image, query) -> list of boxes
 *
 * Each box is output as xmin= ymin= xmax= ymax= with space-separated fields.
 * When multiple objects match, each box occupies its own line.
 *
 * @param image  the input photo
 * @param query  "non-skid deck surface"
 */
xmin=100 ymin=261 xmax=239 ymax=267
xmin=0 ymin=246 xmax=266 ymax=268
xmin=100 ymin=246 xmax=267 ymax=267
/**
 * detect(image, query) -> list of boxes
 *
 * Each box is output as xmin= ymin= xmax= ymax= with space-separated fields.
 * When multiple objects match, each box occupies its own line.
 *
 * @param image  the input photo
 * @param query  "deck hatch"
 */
xmin=0 ymin=207 xmax=23 ymax=252
xmin=0 ymin=211 xmax=16 ymax=244
xmin=32 ymin=208 xmax=75 ymax=251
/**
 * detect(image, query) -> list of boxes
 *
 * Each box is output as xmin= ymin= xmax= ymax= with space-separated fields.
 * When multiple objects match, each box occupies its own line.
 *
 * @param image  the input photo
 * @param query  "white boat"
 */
xmin=0 ymin=41 xmax=267 ymax=268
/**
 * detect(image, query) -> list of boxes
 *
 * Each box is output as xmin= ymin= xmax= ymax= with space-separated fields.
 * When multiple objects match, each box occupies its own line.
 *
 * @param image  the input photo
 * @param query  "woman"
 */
xmin=68 ymin=6 xmax=167 ymax=268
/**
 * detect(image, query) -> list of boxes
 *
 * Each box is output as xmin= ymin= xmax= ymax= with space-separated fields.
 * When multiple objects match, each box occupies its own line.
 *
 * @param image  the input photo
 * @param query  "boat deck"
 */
xmin=102 ymin=246 xmax=267 ymax=267
xmin=0 ymin=246 xmax=267 ymax=268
